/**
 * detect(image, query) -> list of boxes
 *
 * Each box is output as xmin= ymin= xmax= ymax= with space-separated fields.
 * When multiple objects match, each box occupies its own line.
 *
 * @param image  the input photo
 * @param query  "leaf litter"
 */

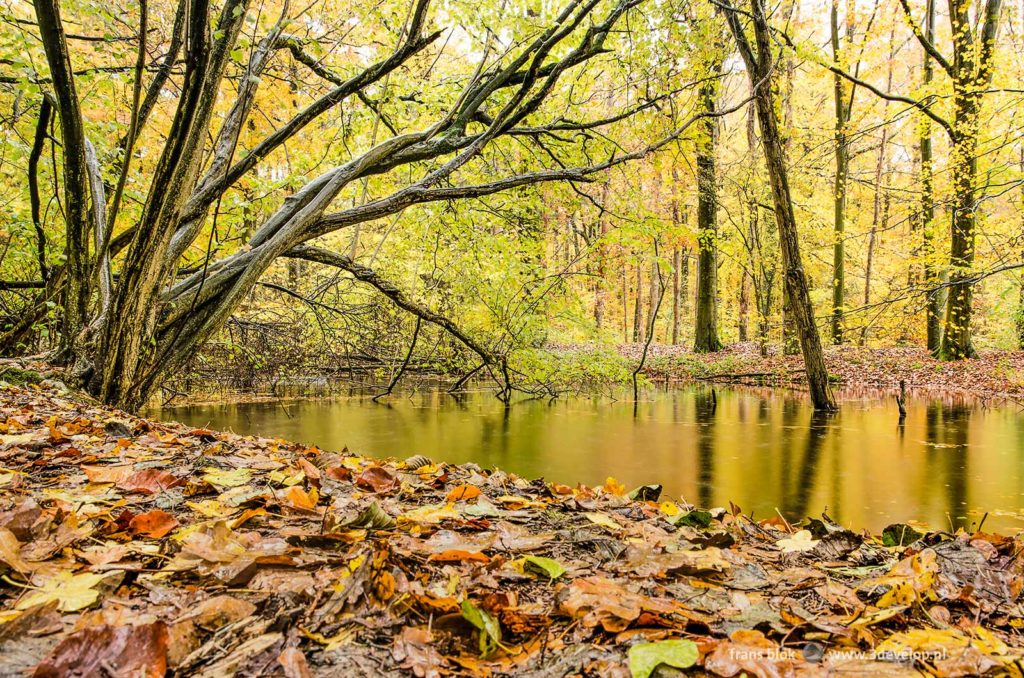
xmin=1 ymin=383 xmax=1024 ymax=676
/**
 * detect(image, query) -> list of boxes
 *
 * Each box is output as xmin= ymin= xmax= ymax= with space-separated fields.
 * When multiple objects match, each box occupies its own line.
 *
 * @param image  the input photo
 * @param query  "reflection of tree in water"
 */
xmin=925 ymin=402 xmax=971 ymax=530
xmin=694 ymin=389 xmax=716 ymax=508
xmin=781 ymin=411 xmax=832 ymax=521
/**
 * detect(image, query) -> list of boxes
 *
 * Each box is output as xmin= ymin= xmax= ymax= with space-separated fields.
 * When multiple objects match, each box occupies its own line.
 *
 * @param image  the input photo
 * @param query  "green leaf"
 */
xmin=340 ymin=501 xmax=395 ymax=530
xmin=669 ymin=510 xmax=712 ymax=528
xmin=521 ymin=555 xmax=566 ymax=580
xmin=460 ymin=599 xmax=501 ymax=657
xmin=627 ymin=484 xmax=662 ymax=502
xmin=627 ymin=639 xmax=699 ymax=678
xmin=881 ymin=523 xmax=925 ymax=547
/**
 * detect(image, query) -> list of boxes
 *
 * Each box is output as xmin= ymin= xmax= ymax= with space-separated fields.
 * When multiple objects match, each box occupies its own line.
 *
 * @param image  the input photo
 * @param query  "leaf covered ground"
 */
xmin=1 ymin=383 xmax=1024 ymax=677
xmin=631 ymin=343 xmax=1024 ymax=399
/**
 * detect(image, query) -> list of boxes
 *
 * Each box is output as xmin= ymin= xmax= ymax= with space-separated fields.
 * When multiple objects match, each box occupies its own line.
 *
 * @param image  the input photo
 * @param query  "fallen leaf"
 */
xmin=278 ymin=647 xmax=313 ymax=678
xmin=17 ymin=571 xmax=106 ymax=612
xmin=118 ymin=469 xmax=183 ymax=494
xmin=180 ymin=595 xmax=257 ymax=629
xmin=556 ymin=576 xmax=681 ymax=632
xmin=0 ymin=527 xmax=31 ymax=574
xmin=392 ymin=627 xmax=447 ymax=678
xmin=32 ymin=622 xmax=168 ymax=678
xmin=584 ymin=512 xmax=623 ymax=530
xmin=628 ymin=639 xmax=698 ymax=678
xmin=284 ymin=485 xmax=318 ymax=511
xmin=704 ymin=629 xmax=811 ymax=677
xmin=399 ymin=503 xmax=461 ymax=525
xmin=356 ymin=466 xmax=399 ymax=492
xmin=427 ymin=550 xmax=491 ymax=563
xmin=461 ymin=599 xmax=502 ymax=657
xmin=446 ymin=484 xmax=481 ymax=502
xmin=202 ymin=467 xmax=252 ymax=488
xmin=776 ymin=530 xmax=819 ymax=553
xmin=517 ymin=555 xmax=566 ymax=579
xmin=129 ymin=510 xmax=180 ymax=538
xmin=82 ymin=464 xmax=133 ymax=484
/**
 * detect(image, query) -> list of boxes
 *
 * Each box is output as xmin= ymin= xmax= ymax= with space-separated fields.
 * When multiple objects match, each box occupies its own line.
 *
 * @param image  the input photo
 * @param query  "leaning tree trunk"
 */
xmin=757 ymin=99 xmax=836 ymax=410
xmin=33 ymin=0 xmax=92 ymax=362
xmin=693 ymin=76 xmax=723 ymax=353
xmin=726 ymin=0 xmax=837 ymax=411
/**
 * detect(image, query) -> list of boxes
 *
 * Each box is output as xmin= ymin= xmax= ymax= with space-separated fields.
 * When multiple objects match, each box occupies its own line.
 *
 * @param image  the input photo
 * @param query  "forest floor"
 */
xmin=1 ymin=383 xmax=1024 ymax=677
xmin=629 ymin=343 xmax=1024 ymax=400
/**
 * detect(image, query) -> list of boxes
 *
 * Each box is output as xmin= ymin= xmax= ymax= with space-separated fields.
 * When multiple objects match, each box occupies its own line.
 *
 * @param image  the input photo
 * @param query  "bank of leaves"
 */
xmin=1 ymin=383 xmax=1023 ymax=677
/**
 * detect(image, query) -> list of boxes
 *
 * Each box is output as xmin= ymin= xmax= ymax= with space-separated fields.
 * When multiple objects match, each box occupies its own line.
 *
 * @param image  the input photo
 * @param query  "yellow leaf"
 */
xmin=584 ymin=512 xmax=623 ymax=530
xmin=203 ymin=468 xmax=252 ymax=488
xmin=398 ymin=502 xmax=461 ymax=525
xmin=603 ymin=477 xmax=626 ymax=496
xmin=776 ymin=530 xmax=819 ymax=553
xmin=269 ymin=469 xmax=305 ymax=486
xmin=16 ymin=571 xmax=105 ymax=612
xmin=659 ymin=501 xmax=681 ymax=517
xmin=495 ymin=495 xmax=545 ymax=509
xmin=186 ymin=499 xmax=234 ymax=518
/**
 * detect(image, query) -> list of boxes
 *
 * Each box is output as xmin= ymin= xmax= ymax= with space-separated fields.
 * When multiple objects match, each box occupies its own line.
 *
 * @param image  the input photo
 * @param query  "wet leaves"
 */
xmin=33 ymin=622 xmax=168 ymax=678
xmin=2 ymin=383 xmax=1024 ymax=676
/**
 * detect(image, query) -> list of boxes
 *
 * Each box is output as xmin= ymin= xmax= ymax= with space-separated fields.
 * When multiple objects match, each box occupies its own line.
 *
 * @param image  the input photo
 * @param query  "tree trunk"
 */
xmin=738 ymin=271 xmax=749 ymax=342
xmin=862 ymin=26 xmax=895 ymax=346
xmin=693 ymin=74 xmax=723 ymax=353
xmin=919 ymin=0 xmax=942 ymax=354
xmin=33 ymin=0 xmax=92 ymax=362
xmin=632 ymin=262 xmax=643 ymax=343
xmin=938 ymin=0 xmax=1002 ymax=360
xmin=726 ymin=0 xmax=837 ymax=411
xmin=672 ymin=248 xmax=682 ymax=344
xmin=829 ymin=0 xmax=850 ymax=345
xmin=646 ymin=259 xmax=661 ymax=339
xmin=594 ymin=182 xmax=611 ymax=329
xmin=1017 ymin=146 xmax=1024 ymax=349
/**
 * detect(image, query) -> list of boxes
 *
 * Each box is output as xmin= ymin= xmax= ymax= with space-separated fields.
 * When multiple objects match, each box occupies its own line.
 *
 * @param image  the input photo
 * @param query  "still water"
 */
xmin=153 ymin=385 xmax=1024 ymax=533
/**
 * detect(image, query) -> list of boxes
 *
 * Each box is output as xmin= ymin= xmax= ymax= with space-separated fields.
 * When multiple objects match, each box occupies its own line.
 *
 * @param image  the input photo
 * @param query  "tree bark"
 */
xmin=632 ymin=262 xmax=643 ymax=343
xmin=919 ymin=0 xmax=942 ymax=354
xmin=938 ymin=0 xmax=1002 ymax=360
xmin=33 ymin=0 xmax=92 ymax=361
xmin=726 ymin=0 xmax=837 ymax=411
xmin=693 ymin=74 xmax=723 ymax=353
xmin=672 ymin=248 xmax=682 ymax=344
xmin=829 ymin=0 xmax=850 ymax=345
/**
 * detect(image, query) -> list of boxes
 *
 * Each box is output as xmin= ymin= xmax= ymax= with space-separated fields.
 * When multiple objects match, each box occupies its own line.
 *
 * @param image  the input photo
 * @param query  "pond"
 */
xmin=151 ymin=385 xmax=1024 ymax=533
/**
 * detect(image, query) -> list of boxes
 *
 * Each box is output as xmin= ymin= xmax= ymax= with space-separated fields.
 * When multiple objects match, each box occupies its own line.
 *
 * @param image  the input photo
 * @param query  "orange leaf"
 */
xmin=83 ymin=464 xmax=133 ymax=484
xmin=118 ymin=469 xmax=184 ymax=495
xmin=129 ymin=510 xmax=179 ymax=538
xmin=285 ymin=486 xmax=317 ymax=511
xmin=603 ymin=477 xmax=626 ymax=496
xmin=446 ymin=485 xmax=481 ymax=502
xmin=427 ymin=550 xmax=491 ymax=563
xmin=230 ymin=507 xmax=267 ymax=529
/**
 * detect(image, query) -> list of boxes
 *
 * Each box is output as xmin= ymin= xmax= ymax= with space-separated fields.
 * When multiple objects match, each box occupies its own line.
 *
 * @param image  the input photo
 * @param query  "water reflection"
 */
xmin=151 ymin=385 xmax=1024 ymax=533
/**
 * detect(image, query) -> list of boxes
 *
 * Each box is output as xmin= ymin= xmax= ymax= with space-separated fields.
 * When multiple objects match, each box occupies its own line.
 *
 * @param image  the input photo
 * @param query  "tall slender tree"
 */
xmin=694 ymin=62 xmax=724 ymax=353
xmin=724 ymin=0 xmax=838 ymax=411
